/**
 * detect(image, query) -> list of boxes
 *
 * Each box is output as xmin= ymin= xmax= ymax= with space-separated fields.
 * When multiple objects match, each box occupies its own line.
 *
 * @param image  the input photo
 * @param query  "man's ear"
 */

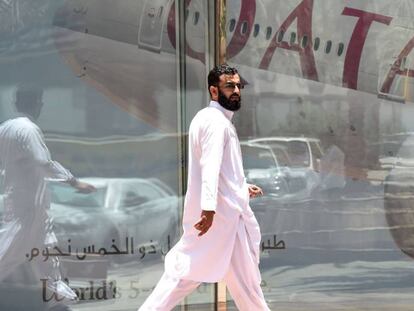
xmin=209 ymin=85 xmax=218 ymax=100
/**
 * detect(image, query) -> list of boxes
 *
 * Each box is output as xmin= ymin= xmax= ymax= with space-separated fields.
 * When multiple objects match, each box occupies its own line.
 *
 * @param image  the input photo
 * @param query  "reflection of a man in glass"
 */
xmin=0 ymin=85 xmax=95 ymax=310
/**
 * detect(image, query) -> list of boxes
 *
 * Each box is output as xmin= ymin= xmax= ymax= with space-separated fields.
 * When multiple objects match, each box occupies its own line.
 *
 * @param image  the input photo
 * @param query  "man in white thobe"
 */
xmin=0 ymin=86 xmax=95 ymax=310
xmin=139 ymin=65 xmax=270 ymax=311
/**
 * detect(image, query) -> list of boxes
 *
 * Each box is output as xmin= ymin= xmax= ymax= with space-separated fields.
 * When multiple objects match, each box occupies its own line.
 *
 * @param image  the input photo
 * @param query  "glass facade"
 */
xmin=226 ymin=0 xmax=414 ymax=310
xmin=1 ymin=0 xmax=414 ymax=310
xmin=0 ymin=0 xmax=213 ymax=310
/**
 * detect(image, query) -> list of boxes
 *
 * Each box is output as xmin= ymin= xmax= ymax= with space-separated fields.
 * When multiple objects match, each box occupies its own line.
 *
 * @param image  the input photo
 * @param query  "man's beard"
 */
xmin=218 ymin=90 xmax=241 ymax=111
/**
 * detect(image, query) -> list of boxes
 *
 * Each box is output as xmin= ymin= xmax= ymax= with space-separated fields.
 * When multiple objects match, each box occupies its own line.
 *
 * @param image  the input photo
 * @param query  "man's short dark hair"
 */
xmin=14 ymin=84 xmax=43 ymax=115
xmin=208 ymin=64 xmax=239 ymax=97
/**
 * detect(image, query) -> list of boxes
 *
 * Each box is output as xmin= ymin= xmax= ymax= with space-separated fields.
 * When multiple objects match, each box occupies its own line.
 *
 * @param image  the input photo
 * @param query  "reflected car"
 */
xmin=242 ymin=138 xmax=398 ymax=264
xmin=372 ymin=133 xmax=409 ymax=169
xmin=380 ymin=135 xmax=414 ymax=169
xmin=50 ymin=178 xmax=181 ymax=263
xmin=241 ymin=142 xmax=289 ymax=198
xmin=0 ymin=177 xmax=180 ymax=291
xmin=249 ymin=137 xmax=324 ymax=198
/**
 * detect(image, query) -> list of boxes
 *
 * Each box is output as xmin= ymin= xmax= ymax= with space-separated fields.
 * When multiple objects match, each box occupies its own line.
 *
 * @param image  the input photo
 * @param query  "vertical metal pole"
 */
xmin=206 ymin=1 xmax=215 ymax=77
xmin=215 ymin=0 xmax=227 ymax=65
xmin=214 ymin=1 xmax=227 ymax=310
xmin=176 ymin=0 xmax=187 ymax=216
xmin=175 ymin=0 xmax=188 ymax=308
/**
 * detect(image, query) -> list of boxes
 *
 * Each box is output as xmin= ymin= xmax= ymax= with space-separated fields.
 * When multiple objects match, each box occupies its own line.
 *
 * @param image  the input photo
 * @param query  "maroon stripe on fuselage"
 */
xmin=226 ymin=0 xmax=256 ymax=59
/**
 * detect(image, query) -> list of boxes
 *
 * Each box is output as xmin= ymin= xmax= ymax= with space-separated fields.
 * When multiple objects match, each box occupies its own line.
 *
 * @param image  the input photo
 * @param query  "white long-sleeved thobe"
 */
xmin=165 ymin=101 xmax=262 ymax=283
xmin=0 ymin=116 xmax=76 ymax=299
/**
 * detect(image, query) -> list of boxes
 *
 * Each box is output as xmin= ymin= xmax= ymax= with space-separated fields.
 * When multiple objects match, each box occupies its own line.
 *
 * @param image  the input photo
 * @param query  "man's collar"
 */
xmin=209 ymin=101 xmax=234 ymax=121
xmin=15 ymin=112 xmax=35 ymax=122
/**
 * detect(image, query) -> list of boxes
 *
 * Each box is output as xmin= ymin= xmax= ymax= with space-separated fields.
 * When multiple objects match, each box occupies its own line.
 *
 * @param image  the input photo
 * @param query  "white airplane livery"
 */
xmin=53 ymin=0 xmax=414 ymax=105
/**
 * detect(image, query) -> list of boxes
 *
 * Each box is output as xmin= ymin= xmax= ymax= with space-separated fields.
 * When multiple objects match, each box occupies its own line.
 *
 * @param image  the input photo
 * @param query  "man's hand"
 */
xmin=248 ymin=184 xmax=263 ymax=198
xmin=194 ymin=210 xmax=215 ymax=237
xmin=69 ymin=178 xmax=97 ymax=194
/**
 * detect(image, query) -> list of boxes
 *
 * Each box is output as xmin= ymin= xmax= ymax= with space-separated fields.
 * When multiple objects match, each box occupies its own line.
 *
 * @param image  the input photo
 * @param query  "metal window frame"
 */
xmin=176 ymin=0 xmax=228 ymax=309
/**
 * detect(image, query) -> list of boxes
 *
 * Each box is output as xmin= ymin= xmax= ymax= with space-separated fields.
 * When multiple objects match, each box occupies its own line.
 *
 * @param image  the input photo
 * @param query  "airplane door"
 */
xmin=378 ymin=56 xmax=411 ymax=103
xmin=378 ymin=28 xmax=414 ymax=103
xmin=138 ymin=0 xmax=171 ymax=52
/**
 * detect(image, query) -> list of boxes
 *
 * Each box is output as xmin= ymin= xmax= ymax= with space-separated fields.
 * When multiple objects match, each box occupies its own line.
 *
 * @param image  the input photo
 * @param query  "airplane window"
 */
xmin=301 ymin=35 xmax=308 ymax=48
xmin=337 ymin=43 xmax=344 ymax=56
xmin=400 ymin=57 xmax=407 ymax=70
xmin=193 ymin=11 xmax=200 ymax=25
xmin=253 ymin=24 xmax=260 ymax=37
xmin=277 ymin=30 xmax=284 ymax=42
xmin=241 ymin=21 xmax=248 ymax=35
xmin=290 ymin=32 xmax=296 ymax=45
xmin=313 ymin=37 xmax=320 ymax=50
xmin=229 ymin=18 xmax=236 ymax=32
xmin=158 ymin=6 xmax=164 ymax=19
xmin=325 ymin=40 xmax=332 ymax=54
xmin=266 ymin=27 xmax=272 ymax=40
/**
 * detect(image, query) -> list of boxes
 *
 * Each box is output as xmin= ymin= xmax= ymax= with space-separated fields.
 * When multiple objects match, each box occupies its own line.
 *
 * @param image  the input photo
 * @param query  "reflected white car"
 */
xmin=50 ymin=178 xmax=181 ymax=263
xmin=248 ymin=137 xmax=324 ymax=198
xmin=241 ymin=142 xmax=289 ymax=198
xmin=249 ymin=137 xmax=323 ymax=170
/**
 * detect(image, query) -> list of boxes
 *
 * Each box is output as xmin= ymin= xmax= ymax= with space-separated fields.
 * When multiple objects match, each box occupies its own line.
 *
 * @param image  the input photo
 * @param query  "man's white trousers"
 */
xmin=138 ymin=221 xmax=270 ymax=311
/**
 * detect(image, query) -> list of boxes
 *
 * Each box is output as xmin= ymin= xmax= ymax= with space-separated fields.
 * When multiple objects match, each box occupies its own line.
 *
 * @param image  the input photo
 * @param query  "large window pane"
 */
xmin=226 ymin=1 xmax=414 ymax=310
xmin=0 ymin=0 xmax=188 ymax=310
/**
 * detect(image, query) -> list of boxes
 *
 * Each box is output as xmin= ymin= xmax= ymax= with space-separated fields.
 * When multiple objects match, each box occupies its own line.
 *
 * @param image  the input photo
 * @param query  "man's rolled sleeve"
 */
xmin=199 ymin=122 xmax=228 ymax=212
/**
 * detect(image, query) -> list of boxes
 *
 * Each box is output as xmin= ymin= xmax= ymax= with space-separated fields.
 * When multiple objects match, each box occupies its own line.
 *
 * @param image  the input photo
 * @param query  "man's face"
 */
xmin=216 ymin=74 xmax=242 ymax=111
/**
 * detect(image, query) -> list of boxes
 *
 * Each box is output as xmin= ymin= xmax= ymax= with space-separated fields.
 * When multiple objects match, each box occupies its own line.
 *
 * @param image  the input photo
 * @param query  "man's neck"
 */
xmin=209 ymin=100 xmax=234 ymax=121
xmin=15 ymin=112 xmax=36 ymax=122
